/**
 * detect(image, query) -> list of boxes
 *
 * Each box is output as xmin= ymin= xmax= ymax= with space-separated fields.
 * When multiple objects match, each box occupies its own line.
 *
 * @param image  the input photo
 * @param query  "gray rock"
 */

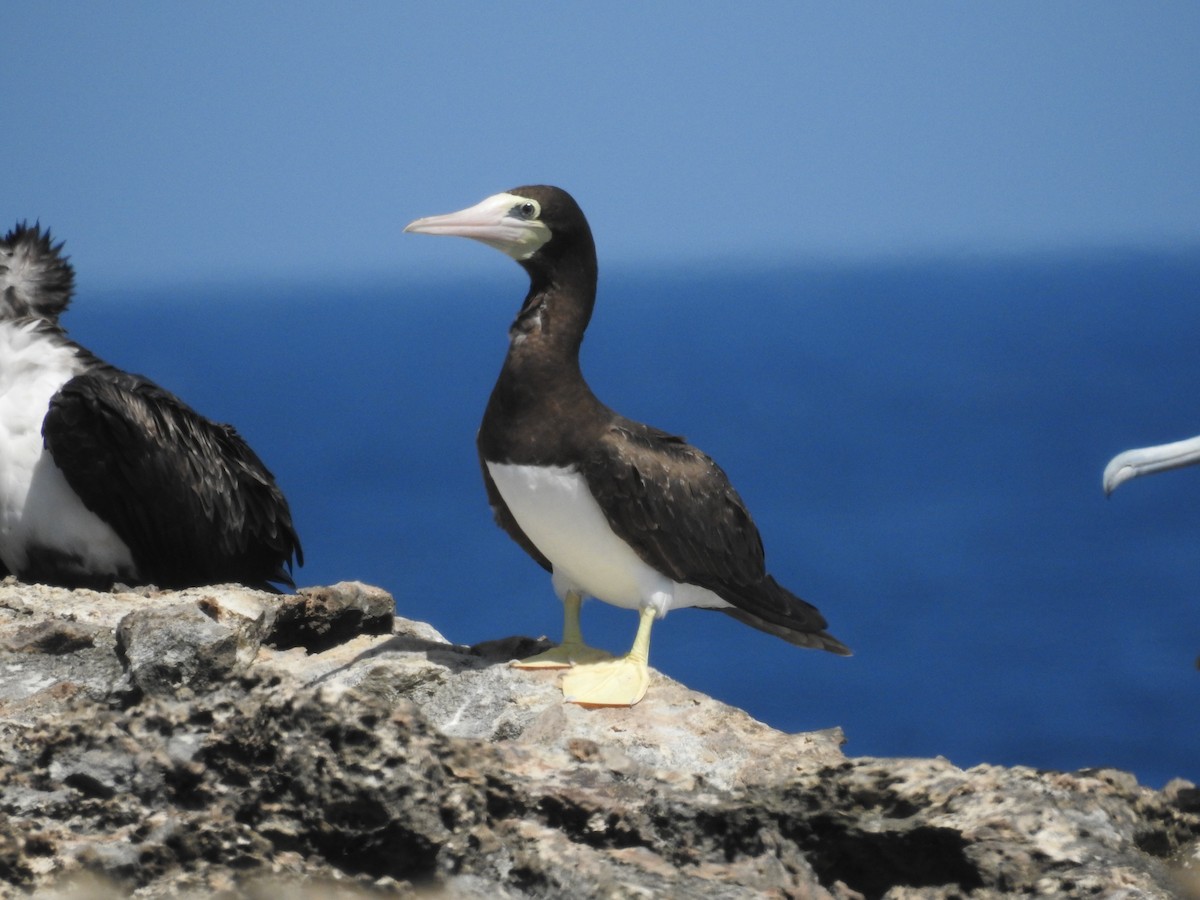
xmin=0 ymin=579 xmax=1197 ymax=898
xmin=267 ymin=581 xmax=395 ymax=651
xmin=116 ymin=601 xmax=241 ymax=693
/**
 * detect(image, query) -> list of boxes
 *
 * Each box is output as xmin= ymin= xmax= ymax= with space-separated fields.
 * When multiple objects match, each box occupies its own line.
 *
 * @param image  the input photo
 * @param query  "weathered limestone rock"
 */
xmin=268 ymin=581 xmax=395 ymax=652
xmin=0 ymin=578 xmax=1197 ymax=898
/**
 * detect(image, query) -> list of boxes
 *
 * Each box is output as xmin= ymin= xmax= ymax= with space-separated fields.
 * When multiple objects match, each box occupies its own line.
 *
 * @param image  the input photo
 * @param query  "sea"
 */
xmin=76 ymin=248 xmax=1200 ymax=789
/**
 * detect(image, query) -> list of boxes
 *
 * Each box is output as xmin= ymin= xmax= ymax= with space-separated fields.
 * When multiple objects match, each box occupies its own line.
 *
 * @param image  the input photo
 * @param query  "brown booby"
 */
xmin=0 ymin=223 xmax=302 ymax=590
xmin=1105 ymin=434 xmax=1200 ymax=495
xmin=405 ymin=186 xmax=849 ymax=706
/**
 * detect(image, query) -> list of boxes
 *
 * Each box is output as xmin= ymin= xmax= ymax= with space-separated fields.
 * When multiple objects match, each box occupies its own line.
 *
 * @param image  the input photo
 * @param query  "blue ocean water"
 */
xmin=78 ymin=250 xmax=1200 ymax=788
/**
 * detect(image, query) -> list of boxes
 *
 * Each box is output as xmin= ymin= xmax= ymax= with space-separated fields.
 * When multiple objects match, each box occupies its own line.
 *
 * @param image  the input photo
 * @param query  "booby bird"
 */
xmin=406 ymin=186 xmax=849 ymax=707
xmin=0 ymin=223 xmax=302 ymax=590
xmin=1104 ymin=434 xmax=1200 ymax=495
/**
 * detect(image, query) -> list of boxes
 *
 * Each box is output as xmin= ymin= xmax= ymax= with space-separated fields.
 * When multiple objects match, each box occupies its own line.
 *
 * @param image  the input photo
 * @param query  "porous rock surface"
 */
xmin=0 ymin=579 xmax=1197 ymax=899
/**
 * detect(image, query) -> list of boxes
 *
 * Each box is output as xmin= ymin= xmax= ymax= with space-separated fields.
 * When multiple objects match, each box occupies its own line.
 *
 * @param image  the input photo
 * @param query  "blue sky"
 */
xmin=4 ymin=3 xmax=1198 ymax=292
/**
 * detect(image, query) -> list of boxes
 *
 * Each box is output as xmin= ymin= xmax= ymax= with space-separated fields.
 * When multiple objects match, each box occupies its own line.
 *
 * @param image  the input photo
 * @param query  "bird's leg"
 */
xmin=561 ymin=604 xmax=655 ymax=707
xmin=511 ymin=589 xmax=614 ymax=669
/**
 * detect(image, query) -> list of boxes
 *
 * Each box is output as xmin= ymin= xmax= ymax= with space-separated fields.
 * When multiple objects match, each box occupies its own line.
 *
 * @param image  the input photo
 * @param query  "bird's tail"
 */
xmin=713 ymin=576 xmax=851 ymax=656
xmin=1 ymin=222 xmax=75 ymax=321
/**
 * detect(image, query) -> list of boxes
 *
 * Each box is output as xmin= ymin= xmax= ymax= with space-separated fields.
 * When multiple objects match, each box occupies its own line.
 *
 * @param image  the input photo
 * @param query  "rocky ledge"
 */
xmin=0 ymin=580 xmax=1197 ymax=899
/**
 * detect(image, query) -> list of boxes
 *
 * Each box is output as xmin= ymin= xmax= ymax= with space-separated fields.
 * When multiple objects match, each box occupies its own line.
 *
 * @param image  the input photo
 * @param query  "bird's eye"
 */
xmin=513 ymin=201 xmax=539 ymax=220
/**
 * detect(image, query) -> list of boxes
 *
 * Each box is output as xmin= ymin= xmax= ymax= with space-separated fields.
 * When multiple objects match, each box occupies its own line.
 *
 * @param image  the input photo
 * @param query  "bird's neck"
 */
xmin=480 ymin=257 xmax=606 ymax=463
xmin=508 ymin=253 xmax=597 ymax=362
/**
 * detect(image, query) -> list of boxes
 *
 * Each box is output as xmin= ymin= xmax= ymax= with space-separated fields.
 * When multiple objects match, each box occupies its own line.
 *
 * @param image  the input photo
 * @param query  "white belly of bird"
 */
xmin=0 ymin=321 xmax=135 ymax=575
xmin=486 ymin=462 xmax=729 ymax=615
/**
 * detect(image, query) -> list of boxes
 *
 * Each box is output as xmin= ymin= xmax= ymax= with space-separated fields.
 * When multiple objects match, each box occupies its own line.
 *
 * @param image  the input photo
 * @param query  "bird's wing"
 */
xmin=478 ymin=453 xmax=553 ymax=573
xmin=581 ymin=420 xmax=766 ymax=586
xmin=579 ymin=419 xmax=845 ymax=650
xmin=42 ymin=368 xmax=302 ymax=589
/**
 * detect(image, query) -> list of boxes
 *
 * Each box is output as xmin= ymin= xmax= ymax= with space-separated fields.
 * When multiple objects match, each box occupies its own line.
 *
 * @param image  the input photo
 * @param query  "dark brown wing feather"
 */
xmin=42 ymin=368 xmax=302 ymax=590
xmin=579 ymin=419 xmax=849 ymax=655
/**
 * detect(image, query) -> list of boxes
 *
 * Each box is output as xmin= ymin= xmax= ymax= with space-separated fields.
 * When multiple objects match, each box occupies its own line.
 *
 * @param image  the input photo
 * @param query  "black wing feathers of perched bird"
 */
xmin=580 ymin=418 xmax=850 ymax=655
xmin=42 ymin=367 xmax=303 ymax=590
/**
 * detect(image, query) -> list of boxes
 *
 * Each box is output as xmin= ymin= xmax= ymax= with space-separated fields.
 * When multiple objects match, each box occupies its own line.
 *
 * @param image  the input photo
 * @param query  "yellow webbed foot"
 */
xmin=561 ymin=604 xmax=657 ymax=707
xmin=513 ymin=588 xmax=613 ymax=668
xmin=561 ymin=655 xmax=651 ymax=707
xmin=511 ymin=641 xmax=614 ymax=669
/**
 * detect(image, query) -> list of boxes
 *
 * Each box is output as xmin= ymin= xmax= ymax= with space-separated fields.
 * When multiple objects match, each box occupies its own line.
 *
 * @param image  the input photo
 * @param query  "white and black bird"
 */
xmin=406 ymin=186 xmax=848 ymax=706
xmin=0 ymin=223 xmax=302 ymax=590
xmin=1105 ymin=434 xmax=1200 ymax=496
